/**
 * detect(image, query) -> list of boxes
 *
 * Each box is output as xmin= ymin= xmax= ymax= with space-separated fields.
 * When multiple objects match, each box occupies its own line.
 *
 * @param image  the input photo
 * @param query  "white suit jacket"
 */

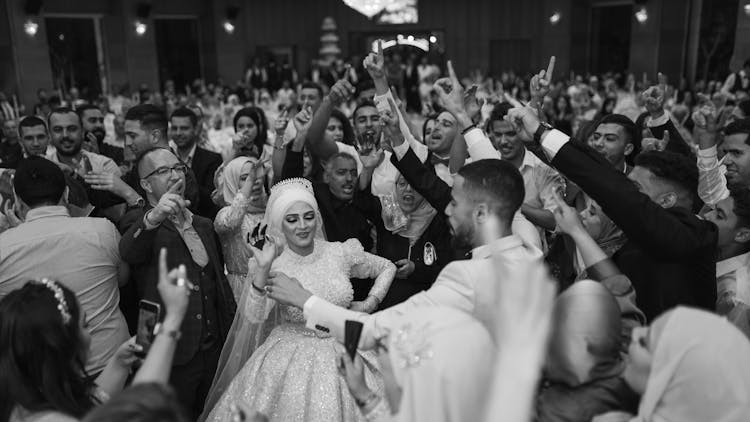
xmin=303 ymin=234 xmax=543 ymax=348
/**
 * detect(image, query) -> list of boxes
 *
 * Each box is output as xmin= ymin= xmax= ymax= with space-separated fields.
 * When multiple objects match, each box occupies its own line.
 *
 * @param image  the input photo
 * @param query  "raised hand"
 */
xmin=112 ymin=336 xmax=143 ymax=368
xmin=149 ymin=179 xmax=190 ymax=224
xmin=379 ymin=97 xmax=404 ymax=148
xmin=641 ymin=72 xmax=667 ymax=118
xmin=265 ymin=271 xmax=312 ymax=308
xmin=530 ymin=56 xmax=555 ymax=101
xmin=359 ymin=146 xmax=384 ymax=170
xmin=248 ymin=225 xmax=283 ymax=270
xmin=692 ymin=93 xmax=719 ymax=133
xmin=328 ymin=78 xmax=356 ymax=106
xmin=157 ymin=247 xmax=191 ymax=324
xmin=641 ymin=130 xmax=669 ymax=152
xmin=363 ymin=39 xmax=386 ymax=81
xmin=551 ymin=190 xmax=585 ymax=236
xmin=505 ymin=106 xmax=543 ymax=143
xmin=3 ymin=200 xmax=23 ymax=228
xmin=274 ymin=108 xmax=291 ymax=136
xmin=292 ymin=105 xmax=313 ymax=133
xmin=394 ymin=258 xmax=415 ymax=279
xmin=433 ymin=60 xmax=466 ymax=119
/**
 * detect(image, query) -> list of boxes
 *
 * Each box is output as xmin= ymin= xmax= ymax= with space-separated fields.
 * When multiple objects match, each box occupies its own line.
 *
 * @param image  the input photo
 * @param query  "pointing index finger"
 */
xmin=159 ymin=247 xmax=168 ymax=283
xmin=167 ymin=179 xmax=184 ymax=194
xmin=545 ymin=56 xmax=556 ymax=82
xmin=377 ymin=39 xmax=383 ymax=57
xmin=447 ymin=60 xmax=458 ymax=85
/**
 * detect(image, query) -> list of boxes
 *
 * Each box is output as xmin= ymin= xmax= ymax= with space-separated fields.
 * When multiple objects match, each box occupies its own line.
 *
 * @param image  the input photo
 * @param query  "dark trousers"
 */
xmin=170 ymin=341 xmax=222 ymax=421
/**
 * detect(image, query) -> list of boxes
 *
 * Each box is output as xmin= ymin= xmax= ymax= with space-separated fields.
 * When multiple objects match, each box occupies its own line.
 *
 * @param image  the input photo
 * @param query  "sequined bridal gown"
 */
xmin=204 ymin=238 xmax=395 ymax=422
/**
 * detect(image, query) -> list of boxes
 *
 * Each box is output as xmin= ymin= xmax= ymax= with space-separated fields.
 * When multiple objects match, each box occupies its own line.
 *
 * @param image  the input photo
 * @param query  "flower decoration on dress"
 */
xmin=37 ymin=278 xmax=71 ymax=325
xmin=391 ymin=322 xmax=434 ymax=369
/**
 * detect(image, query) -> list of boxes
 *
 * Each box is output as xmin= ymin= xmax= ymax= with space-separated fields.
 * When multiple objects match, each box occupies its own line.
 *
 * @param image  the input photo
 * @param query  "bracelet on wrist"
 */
xmin=460 ymin=124 xmax=478 ymax=135
xmin=251 ymin=282 xmax=265 ymax=294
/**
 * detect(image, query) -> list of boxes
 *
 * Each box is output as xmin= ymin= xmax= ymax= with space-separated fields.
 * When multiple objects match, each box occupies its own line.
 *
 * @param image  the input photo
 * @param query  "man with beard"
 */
xmin=77 ymin=104 xmax=124 ymax=165
xmin=264 ymin=158 xmax=544 ymax=347
xmin=170 ymin=107 xmax=222 ymax=219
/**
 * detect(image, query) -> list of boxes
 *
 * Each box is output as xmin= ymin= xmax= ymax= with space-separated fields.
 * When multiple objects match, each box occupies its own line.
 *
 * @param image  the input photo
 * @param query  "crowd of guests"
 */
xmin=0 ymin=36 xmax=750 ymax=422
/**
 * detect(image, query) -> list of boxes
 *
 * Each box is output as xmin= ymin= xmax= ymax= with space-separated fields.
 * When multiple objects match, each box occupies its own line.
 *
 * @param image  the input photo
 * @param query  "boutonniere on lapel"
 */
xmin=423 ymin=242 xmax=436 ymax=266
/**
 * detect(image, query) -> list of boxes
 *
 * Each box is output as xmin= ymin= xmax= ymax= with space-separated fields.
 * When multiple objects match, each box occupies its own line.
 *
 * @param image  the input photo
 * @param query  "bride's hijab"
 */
xmin=221 ymin=156 xmax=266 ymax=213
xmin=546 ymin=280 xmax=624 ymax=386
xmin=378 ymin=306 xmax=494 ymax=422
xmin=634 ymin=307 xmax=750 ymax=422
xmin=264 ymin=177 xmax=325 ymax=241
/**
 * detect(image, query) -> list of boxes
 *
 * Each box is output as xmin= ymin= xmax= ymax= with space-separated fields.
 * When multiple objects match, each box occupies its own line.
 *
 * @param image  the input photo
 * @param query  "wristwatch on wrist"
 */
xmin=533 ymin=121 xmax=554 ymax=144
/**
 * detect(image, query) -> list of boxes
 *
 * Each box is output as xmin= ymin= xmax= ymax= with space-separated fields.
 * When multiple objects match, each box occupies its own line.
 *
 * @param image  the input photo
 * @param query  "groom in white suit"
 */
xmin=265 ymin=158 xmax=544 ymax=348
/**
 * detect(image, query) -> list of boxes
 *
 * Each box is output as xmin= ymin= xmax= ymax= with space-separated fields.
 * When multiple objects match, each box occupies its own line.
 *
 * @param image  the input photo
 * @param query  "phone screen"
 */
xmin=135 ymin=300 xmax=161 ymax=358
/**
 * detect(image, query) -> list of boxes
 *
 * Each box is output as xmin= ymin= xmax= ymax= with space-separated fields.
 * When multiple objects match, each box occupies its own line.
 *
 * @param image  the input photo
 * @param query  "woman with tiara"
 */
xmin=202 ymin=178 xmax=396 ymax=422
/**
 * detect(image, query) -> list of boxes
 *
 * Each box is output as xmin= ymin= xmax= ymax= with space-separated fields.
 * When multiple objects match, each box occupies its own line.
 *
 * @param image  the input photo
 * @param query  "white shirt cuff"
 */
xmin=646 ymin=111 xmax=670 ymax=127
xmin=540 ymin=129 xmax=570 ymax=160
xmin=697 ymin=145 xmax=717 ymax=157
xmin=302 ymin=295 xmax=319 ymax=316
xmin=392 ymin=141 xmax=410 ymax=160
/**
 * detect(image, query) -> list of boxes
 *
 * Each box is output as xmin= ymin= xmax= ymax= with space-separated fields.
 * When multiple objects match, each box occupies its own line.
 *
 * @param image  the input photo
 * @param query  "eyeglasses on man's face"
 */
xmin=143 ymin=163 xmax=188 ymax=179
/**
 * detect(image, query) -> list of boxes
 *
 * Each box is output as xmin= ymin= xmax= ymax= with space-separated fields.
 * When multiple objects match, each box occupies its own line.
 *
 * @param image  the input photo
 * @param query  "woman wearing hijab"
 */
xmin=354 ymin=169 xmax=453 ymax=309
xmin=339 ymin=306 xmax=495 ymax=422
xmin=537 ymin=281 xmax=640 ymax=422
xmin=202 ymin=178 xmax=395 ymax=422
xmin=595 ymin=307 xmax=750 ymax=422
xmin=214 ymin=156 xmax=268 ymax=301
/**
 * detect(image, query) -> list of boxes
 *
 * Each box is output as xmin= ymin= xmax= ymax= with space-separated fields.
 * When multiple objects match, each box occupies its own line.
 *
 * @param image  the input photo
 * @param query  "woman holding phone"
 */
xmin=202 ymin=177 xmax=395 ymax=422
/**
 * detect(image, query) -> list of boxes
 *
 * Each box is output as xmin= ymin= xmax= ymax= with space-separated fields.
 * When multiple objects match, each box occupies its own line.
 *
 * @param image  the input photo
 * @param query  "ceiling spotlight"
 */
xmin=407 ymin=35 xmax=414 ymax=41
xmin=549 ymin=12 xmax=561 ymax=25
xmin=24 ymin=19 xmax=38 ymax=36
xmin=429 ymin=35 xmax=437 ymax=44
xmin=223 ymin=20 xmax=235 ymax=34
xmin=744 ymin=3 xmax=750 ymax=16
xmin=635 ymin=6 xmax=648 ymax=23
xmin=134 ymin=20 xmax=147 ymax=36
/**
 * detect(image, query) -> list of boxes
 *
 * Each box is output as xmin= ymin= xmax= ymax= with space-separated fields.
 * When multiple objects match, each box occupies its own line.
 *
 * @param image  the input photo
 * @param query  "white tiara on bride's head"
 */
xmin=270 ymin=178 xmax=314 ymax=196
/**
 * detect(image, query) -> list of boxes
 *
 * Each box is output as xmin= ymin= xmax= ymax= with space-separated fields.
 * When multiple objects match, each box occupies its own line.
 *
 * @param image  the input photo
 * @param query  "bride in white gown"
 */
xmin=202 ymin=178 xmax=396 ymax=422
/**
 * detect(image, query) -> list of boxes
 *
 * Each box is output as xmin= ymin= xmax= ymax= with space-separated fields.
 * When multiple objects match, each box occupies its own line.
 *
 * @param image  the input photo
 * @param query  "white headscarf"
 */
xmin=264 ymin=177 xmax=325 ymax=241
xmin=384 ymin=306 xmax=495 ymax=422
xmin=633 ymin=307 xmax=750 ymax=422
xmin=220 ymin=156 xmax=267 ymax=214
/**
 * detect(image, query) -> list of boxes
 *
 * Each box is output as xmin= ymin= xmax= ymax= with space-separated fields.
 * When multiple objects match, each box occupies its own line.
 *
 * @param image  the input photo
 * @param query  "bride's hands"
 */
xmin=248 ymin=226 xmax=283 ymax=271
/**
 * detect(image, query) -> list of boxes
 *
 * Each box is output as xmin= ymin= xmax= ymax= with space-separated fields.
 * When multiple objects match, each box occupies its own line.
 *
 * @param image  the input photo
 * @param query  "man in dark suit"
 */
xmin=119 ymin=147 xmax=235 ymax=419
xmin=170 ymin=107 xmax=223 ymax=219
xmin=507 ymin=106 xmax=717 ymax=321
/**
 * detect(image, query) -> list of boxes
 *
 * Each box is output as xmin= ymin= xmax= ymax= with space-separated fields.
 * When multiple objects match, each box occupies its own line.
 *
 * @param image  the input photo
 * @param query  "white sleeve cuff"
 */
xmin=540 ymin=129 xmax=570 ymax=160
xmin=392 ymin=141 xmax=410 ymax=160
xmin=697 ymin=145 xmax=717 ymax=157
xmin=302 ymin=295 xmax=319 ymax=317
xmin=646 ymin=111 xmax=670 ymax=127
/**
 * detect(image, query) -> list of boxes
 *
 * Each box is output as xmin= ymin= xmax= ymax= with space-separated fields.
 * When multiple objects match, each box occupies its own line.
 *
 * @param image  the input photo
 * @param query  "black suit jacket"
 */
xmin=546 ymin=137 xmax=717 ymax=321
xmin=191 ymin=147 xmax=223 ymax=219
xmin=118 ymin=208 xmax=236 ymax=365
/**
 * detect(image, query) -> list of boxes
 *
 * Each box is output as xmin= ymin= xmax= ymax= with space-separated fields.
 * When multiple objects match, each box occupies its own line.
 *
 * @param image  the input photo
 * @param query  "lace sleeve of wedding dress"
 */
xmin=200 ymin=258 xmax=283 ymax=421
xmin=363 ymin=397 xmax=393 ymax=422
xmin=213 ymin=193 xmax=251 ymax=234
xmin=342 ymin=238 xmax=396 ymax=302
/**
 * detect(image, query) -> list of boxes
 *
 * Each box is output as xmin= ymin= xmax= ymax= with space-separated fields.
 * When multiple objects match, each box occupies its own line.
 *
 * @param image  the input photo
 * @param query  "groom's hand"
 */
xmin=266 ymin=271 xmax=312 ymax=308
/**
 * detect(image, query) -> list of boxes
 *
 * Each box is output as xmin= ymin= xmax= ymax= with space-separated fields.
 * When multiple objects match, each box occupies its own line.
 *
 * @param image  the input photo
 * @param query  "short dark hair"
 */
xmin=47 ymin=106 xmax=81 ymax=128
xmin=597 ymin=114 xmax=638 ymax=146
xmin=135 ymin=146 xmax=174 ymax=179
xmin=300 ymin=82 xmax=324 ymax=98
xmin=170 ymin=107 xmax=198 ymax=127
xmin=352 ymin=100 xmax=377 ymax=120
xmin=13 ymin=156 xmax=66 ymax=207
xmin=725 ymin=118 xmax=750 ymax=144
xmin=457 ymin=159 xmax=525 ymax=223
xmin=18 ymin=116 xmax=47 ymax=137
xmin=484 ymin=102 xmax=513 ymax=132
xmin=125 ymin=104 xmax=168 ymax=135
xmin=75 ymin=104 xmax=100 ymax=119
xmin=634 ymin=151 xmax=699 ymax=198
xmin=81 ymin=383 xmax=187 ymax=422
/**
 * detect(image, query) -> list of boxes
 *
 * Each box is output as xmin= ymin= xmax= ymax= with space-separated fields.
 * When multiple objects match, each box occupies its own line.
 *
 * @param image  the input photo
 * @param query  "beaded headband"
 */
xmin=38 ymin=278 xmax=71 ymax=325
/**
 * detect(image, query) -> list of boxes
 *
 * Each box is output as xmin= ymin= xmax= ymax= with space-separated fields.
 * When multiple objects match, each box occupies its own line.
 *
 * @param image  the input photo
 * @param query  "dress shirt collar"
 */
xmin=717 ymin=251 xmax=750 ymax=278
xmin=170 ymin=142 xmax=197 ymax=166
xmin=24 ymin=205 xmax=70 ymax=222
xmin=518 ymin=148 xmax=541 ymax=172
xmin=470 ymin=234 xmax=524 ymax=260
